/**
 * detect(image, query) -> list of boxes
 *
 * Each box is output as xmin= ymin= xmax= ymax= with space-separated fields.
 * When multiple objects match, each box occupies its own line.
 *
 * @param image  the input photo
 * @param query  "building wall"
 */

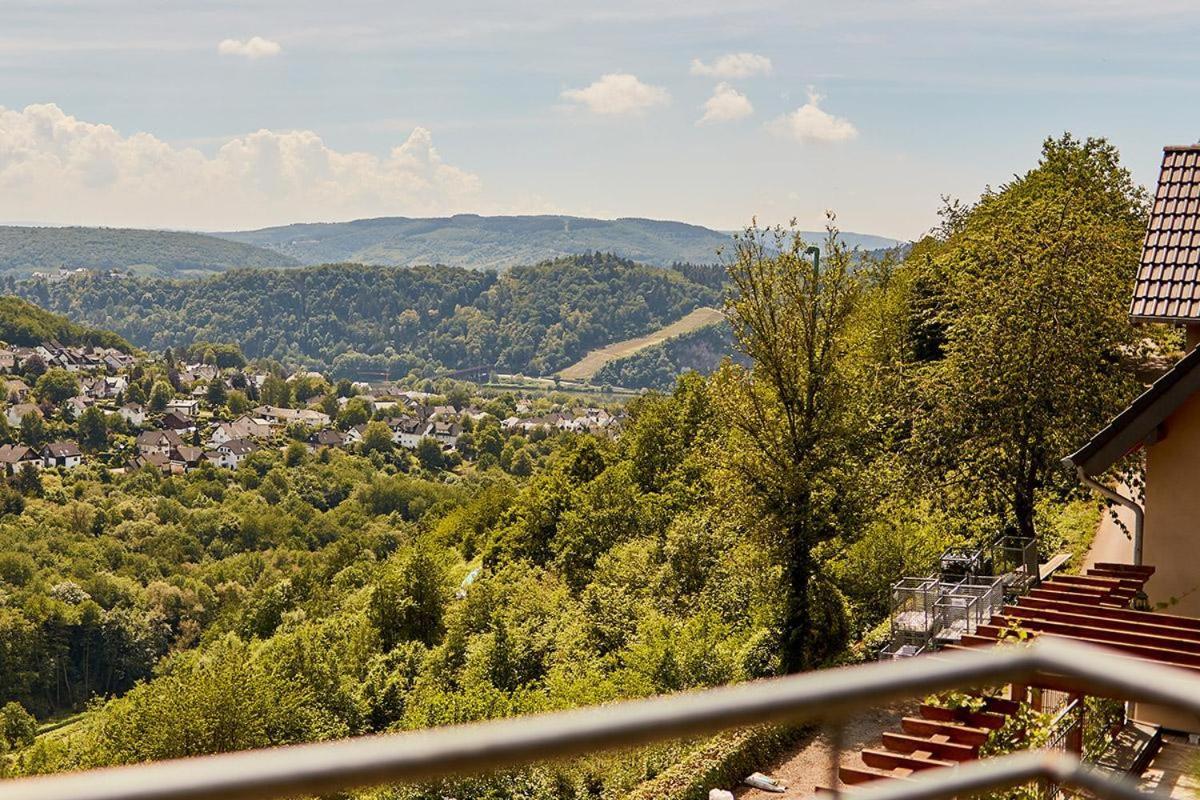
xmin=1136 ymin=389 xmax=1200 ymax=730
xmin=1144 ymin=390 xmax=1200 ymax=618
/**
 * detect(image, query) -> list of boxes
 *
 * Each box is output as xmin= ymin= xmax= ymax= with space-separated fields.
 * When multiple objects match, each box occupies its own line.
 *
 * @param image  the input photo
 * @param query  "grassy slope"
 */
xmin=556 ymin=306 xmax=725 ymax=381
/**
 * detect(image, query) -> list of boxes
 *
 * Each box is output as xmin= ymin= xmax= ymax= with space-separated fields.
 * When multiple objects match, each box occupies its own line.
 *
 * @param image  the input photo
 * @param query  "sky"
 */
xmin=1 ymin=0 xmax=1199 ymax=239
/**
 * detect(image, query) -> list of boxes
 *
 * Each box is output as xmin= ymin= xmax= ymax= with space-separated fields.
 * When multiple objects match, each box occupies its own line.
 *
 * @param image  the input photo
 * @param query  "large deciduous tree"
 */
xmin=713 ymin=219 xmax=868 ymax=673
xmin=914 ymin=134 xmax=1147 ymax=542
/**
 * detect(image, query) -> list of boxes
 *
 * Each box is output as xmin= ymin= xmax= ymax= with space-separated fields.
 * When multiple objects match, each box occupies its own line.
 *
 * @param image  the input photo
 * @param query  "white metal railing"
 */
xmin=0 ymin=638 xmax=1193 ymax=800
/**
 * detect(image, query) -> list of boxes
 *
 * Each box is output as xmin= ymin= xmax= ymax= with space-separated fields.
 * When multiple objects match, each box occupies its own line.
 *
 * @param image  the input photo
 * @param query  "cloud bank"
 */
xmin=217 ymin=36 xmax=282 ymax=59
xmin=767 ymin=89 xmax=858 ymax=143
xmin=0 ymin=104 xmax=481 ymax=229
xmin=689 ymin=53 xmax=772 ymax=79
xmin=562 ymin=73 xmax=670 ymax=115
xmin=698 ymin=82 xmax=753 ymax=124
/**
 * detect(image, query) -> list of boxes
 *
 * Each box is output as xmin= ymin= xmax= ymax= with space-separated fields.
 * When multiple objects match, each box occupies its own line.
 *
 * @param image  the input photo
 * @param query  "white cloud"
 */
xmin=689 ymin=53 xmax=772 ymax=79
xmin=0 ymin=103 xmax=481 ymax=229
xmin=767 ymin=89 xmax=858 ymax=143
xmin=561 ymin=73 xmax=670 ymax=116
xmin=698 ymin=82 xmax=753 ymax=124
xmin=217 ymin=36 xmax=282 ymax=59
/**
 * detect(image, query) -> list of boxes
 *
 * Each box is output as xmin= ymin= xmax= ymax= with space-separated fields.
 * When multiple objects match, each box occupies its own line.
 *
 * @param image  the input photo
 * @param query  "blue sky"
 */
xmin=0 ymin=0 xmax=1197 ymax=238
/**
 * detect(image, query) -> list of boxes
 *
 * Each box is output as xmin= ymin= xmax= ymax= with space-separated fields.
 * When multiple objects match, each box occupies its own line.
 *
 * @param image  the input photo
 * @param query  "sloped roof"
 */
xmin=1131 ymin=145 xmax=1200 ymax=322
xmin=1064 ymin=344 xmax=1200 ymax=475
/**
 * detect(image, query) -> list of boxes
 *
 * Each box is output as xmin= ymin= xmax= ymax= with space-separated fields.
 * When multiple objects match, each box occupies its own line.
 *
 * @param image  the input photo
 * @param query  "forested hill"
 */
xmin=213 ymin=214 xmax=903 ymax=270
xmin=7 ymin=253 xmax=719 ymax=376
xmin=0 ymin=296 xmax=132 ymax=351
xmin=0 ymin=226 xmax=299 ymax=276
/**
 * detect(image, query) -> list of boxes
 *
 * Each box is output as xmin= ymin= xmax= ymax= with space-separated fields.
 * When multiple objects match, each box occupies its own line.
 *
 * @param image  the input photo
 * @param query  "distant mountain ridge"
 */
xmin=212 ymin=214 xmax=903 ymax=270
xmin=0 ymin=226 xmax=298 ymax=276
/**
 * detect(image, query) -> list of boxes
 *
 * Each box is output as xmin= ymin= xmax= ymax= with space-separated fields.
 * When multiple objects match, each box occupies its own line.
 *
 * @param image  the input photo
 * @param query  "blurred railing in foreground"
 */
xmin=0 ymin=638 xmax=1191 ymax=800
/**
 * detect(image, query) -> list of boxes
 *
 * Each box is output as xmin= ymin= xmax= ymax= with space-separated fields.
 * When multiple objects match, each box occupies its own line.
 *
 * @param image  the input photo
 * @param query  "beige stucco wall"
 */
xmin=1143 ymin=391 xmax=1200 ymax=618
xmin=1134 ymin=389 xmax=1200 ymax=731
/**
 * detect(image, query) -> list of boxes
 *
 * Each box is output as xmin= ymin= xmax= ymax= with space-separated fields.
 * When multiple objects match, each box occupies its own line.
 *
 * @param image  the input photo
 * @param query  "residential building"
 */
xmin=118 ymin=403 xmax=147 ymax=427
xmin=252 ymin=405 xmax=331 ymax=428
xmin=162 ymin=411 xmax=196 ymax=434
xmin=428 ymin=420 xmax=461 ymax=448
xmin=6 ymin=403 xmax=42 ymax=428
xmin=1065 ymin=142 xmax=1200 ymax=733
xmin=169 ymin=445 xmax=205 ymax=472
xmin=0 ymin=444 xmax=42 ymax=474
xmin=310 ymin=429 xmax=346 ymax=449
xmin=213 ymin=438 xmax=258 ymax=469
xmin=165 ymin=398 xmax=200 ymax=418
xmin=42 ymin=441 xmax=83 ymax=469
xmin=136 ymin=429 xmax=184 ymax=457
xmin=390 ymin=416 xmax=429 ymax=448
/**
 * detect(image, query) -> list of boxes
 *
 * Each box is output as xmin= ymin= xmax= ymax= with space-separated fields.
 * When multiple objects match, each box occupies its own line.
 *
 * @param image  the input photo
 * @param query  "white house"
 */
xmin=42 ymin=441 xmax=83 ymax=469
xmin=391 ymin=417 xmax=429 ymax=449
xmin=213 ymin=438 xmax=258 ymax=469
xmin=118 ymin=403 xmax=147 ymax=427
xmin=165 ymin=398 xmax=200 ymax=418
xmin=428 ymin=421 xmax=461 ymax=448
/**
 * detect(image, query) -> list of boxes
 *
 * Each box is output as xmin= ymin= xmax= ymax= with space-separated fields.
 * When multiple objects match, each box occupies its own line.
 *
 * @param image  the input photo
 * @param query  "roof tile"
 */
xmin=1131 ymin=145 xmax=1200 ymax=322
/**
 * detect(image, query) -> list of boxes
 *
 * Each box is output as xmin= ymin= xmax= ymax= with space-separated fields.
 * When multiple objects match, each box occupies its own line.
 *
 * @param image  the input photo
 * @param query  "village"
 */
xmin=0 ymin=340 xmax=626 ymax=476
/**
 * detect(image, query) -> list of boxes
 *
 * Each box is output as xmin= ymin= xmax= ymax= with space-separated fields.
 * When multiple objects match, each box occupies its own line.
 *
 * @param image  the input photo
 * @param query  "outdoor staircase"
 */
xmin=808 ymin=563 xmax=1159 ymax=798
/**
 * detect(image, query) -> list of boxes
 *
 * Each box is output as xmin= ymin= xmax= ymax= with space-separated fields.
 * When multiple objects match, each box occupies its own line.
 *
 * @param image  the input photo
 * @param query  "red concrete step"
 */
xmin=900 ymin=717 xmax=990 ymax=747
xmin=994 ymin=612 xmax=1200 ymax=654
xmin=1091 ymin=562 xmax=1155 ymax=577
xmin=1017 ymin=596 xmax=1200 ymax=631
xmin=918 ymin=703 xmax=1007 ymax=730
xmin=881 ymin=732 xmax=977 ymax=761
xmin=838 ymin=765 xmax=914 ymax=785
xmin=862 ymin=749 xmax=955 ymax=772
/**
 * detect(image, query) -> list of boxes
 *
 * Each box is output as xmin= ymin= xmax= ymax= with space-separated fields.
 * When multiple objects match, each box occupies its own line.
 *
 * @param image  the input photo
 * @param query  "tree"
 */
xmin=337 ymin=398 xmax=370 ymax=430
xmin=712 ymin=219 xmax=866 ymax=672
xmin=125 ymin=381 xmax=146 ymax=405
xmin=22 ymin=354 xmax=46 ymax=379
xmin=291 ymin=375 xmax=329 ymax=403
xmin=12 ymin=463 xmax=41 ymax=496
xmin=148 ymin=381 xmax=173 ymax=413
xmin=283 ymin=441 xmax=308 ymax=467
xmin=368 ymin=545 xmax=452 ymax=649
xmin=914 ymin=135 xmax=1146 ymax=542
xmin=19 ymin=412 xmax=45 ymax=448
xmin=415 ymin=438 xmax=445 ymax=471
xmin=226 ymin=390 xmax=250 ymax=416
xmin=260 ymin=375 xmax=292 ymax=408
xmin=362 ymin=421 xmax=395 ymax=454
xmin=34 ymin=368 xmax=77 ymax=405
xmin=0 ymin=701 xmax=36 ymax=751
xmin=319 ymin=393 xmax=339 ymax=419
xmin=205 ymin=380 xmax=228 ymax=409
xmin=77 ymin=406 xmax=109 ymax=452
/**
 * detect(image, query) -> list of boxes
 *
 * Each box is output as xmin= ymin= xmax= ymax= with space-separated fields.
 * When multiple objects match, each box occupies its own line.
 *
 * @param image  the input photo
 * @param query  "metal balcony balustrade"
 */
xmin=0 ymin=637 xmax=1192 ymax=800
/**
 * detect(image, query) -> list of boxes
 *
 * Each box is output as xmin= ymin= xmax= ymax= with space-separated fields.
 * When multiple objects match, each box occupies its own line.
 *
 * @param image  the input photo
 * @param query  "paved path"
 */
xmin=731 ymin=702 xmax=912 ymax=799
xmin=1083 ymin=486 xmax=1136 ymax=570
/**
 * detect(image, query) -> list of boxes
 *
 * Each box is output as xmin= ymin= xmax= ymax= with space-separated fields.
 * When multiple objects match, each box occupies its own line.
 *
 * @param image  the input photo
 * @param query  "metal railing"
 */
xmin=0 ymin=637 xmax=1193 ymax=800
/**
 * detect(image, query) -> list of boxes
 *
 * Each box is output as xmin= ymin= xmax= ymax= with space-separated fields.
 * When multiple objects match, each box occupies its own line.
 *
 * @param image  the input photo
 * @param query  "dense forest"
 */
xmin=0 ymin=297 xmax=131 ymax=351
xmin=7 ymin=254 xmax=718 ymax=379
xmin=0 ymin=227 xmax=298 ymax=276
xmin=0 ymin=136 xmax=1157 ymax=799
xmin=593 ymin=323 xmax=737 ymax=390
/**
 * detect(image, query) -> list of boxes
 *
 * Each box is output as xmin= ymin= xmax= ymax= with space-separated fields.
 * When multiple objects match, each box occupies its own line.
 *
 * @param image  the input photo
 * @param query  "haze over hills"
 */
xmin=212 ymin=214 xmax=904 ymax=270
xmin=0 ymin=216 xmax=903 ymax=276
xmin=0 ymin=226 xmax=299 ymax=277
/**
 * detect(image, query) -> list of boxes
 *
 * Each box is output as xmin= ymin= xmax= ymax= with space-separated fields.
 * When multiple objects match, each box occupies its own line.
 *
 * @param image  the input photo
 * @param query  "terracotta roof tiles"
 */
xmin=1132 ymin=145 xmax=1200 ymax=322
